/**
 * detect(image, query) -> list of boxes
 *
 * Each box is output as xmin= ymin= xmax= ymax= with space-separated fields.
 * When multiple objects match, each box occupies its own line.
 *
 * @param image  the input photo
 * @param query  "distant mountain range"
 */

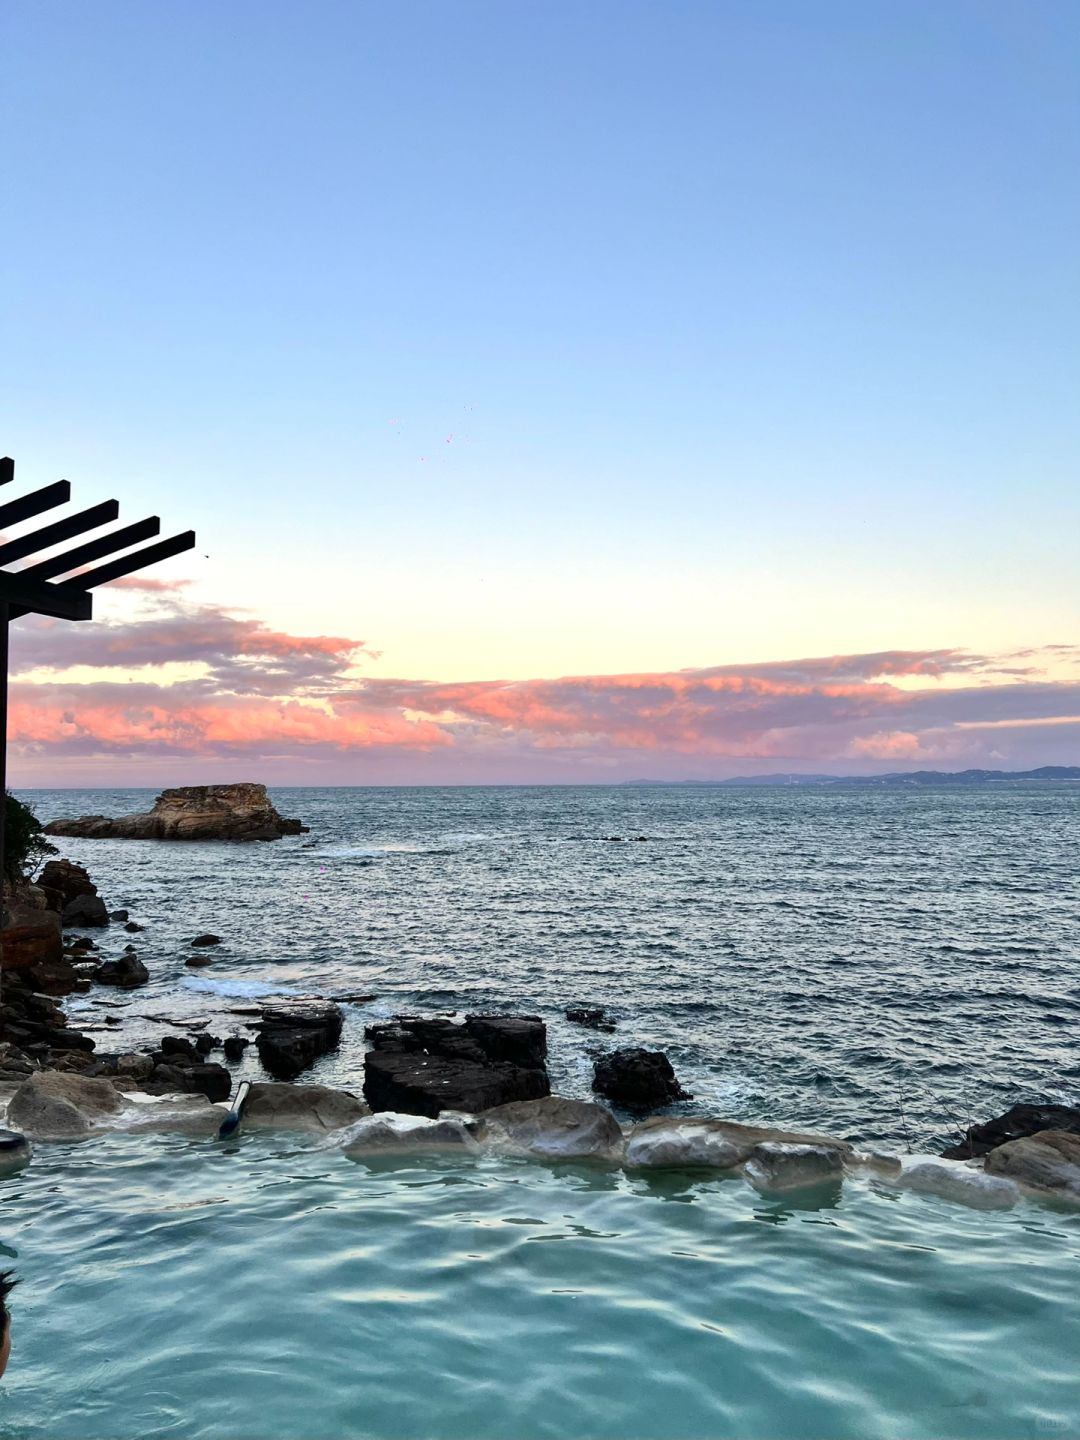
xmin=625 ymin=766 xmax=1080 ymax=787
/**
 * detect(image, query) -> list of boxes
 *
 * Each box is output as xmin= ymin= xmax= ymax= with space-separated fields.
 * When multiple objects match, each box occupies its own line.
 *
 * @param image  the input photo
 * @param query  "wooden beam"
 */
xmin=64 ymin=529 xmax=197 ymax=590
xmin=0 ymin=571 xmax=92 ymax=621
xmin=0 ymin=457 xmax=13 ymax=487
xmin=0 ymin=500 xmax=121 ymax=565
xmin=20 ymin=515 xmax=160 ymax=580
xmin=0 ymin=479 xmax=71 ymax=529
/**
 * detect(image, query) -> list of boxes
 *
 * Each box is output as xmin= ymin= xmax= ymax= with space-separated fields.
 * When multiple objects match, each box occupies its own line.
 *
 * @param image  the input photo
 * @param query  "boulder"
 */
xmin=243 ymin=1082 xmax=368 ymax=1132
xmin=115 ymin=1053 xmax=155 ymax=1082
xmin=341 ymin=1112 xmax=482 ymax=1157
xmin=109 ymin=910 xmax=129 ymax=923
xmin=159 ymin=1036 xmax=199 ymax=1062
xmin=480 ymin=1096 xmax=624 ymax=1161
xmin=743 ymin=1142 xmax=846 ymax=1192
xmin=124 ymin=921 xmax=145 ymax=933
xmin=363 ymin=1014 xmax=551 ymax=1116
xmin=148 ymin=1062 xmax=231 ymax=1103
xmin=565 ymin=1006 xmax=616 ymax=1032
xmin=185 ymin=953 xmax=215 ymax=968
xmin=592 ymin=1048 xmax=690 ymax=1110
xmin=190 ymin=933 xmax=222 ymax=947
xmin=109 ymin=1092 xmax=221 ymax=1136
xmin=223 ymin=1036 xmax=250 ymax=1062
xmin=44 ymin=783 xmax=308 ymax=843
xmin=984 ymin=1130 xmax=1080 ymax=1199
xmin=941 ymin=1102 xmax=1080 ymax=1160
xmin=898 ymin=1158 xmax=1020 ymax=1209
xmin=625 ymin=1117 xmax=854 ymax=1170
xmin=626 ymin=1122 xmax=743 ymax=1170
xmin=255 ymin=1000 xmax=344 ymax=1080
xmin=37 ymin=860 xmax=98 ymax=912
xmin=94 ymin=952 xmax=149 ymax=988
xmin=7 ymin=1070 xmax=123 ymax=1138
xmin=24 ymin=956 xmax=80 ymax=997
xmin=0 ymin=905 xmax=63 ymax=971
xmin=61 ymin=894 xmax=109 ymax=928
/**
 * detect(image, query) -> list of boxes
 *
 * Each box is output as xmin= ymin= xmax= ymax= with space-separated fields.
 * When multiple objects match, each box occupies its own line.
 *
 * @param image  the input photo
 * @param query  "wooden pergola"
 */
xmin=0 ymin=455 xmax=196 ymax=897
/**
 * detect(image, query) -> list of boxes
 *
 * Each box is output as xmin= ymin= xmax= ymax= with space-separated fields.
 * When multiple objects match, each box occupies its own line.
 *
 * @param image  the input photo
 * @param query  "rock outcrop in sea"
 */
xmin=363 ymin=1015 xmax=551 ymax=1115
xmin=44 ymin=783 xmax=308 ymax=842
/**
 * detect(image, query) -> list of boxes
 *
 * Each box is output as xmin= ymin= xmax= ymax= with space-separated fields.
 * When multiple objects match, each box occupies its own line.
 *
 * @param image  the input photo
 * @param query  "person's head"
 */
xmin=0 ymin=1272 xmax=17 ymax=1377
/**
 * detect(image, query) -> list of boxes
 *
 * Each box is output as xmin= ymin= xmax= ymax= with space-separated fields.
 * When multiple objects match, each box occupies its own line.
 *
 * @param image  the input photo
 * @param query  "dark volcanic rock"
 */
xmin=592 ymin=1048 xmax=690 ymax=1111
xmin=566 ymin=1006 xmax=616 ymax=1032
xmin=223 ymin=1036 xmax=250 ymax=1062
xmin=465 ymin=1015 xmax=546 ymax=1068
xmin=190 ymin=933 xmax=222 ymax=947
xmin=160 ymin=1035 xmax=200 ymax=1062
xmin=941 ymin=1102 xmax=1080 ymax=1160
xmin=94 ymin=952 xmax=150 ymax=988
xmin=109 ymin=910 xmax=129 ymax=923
xmin=61 ymin=894 xmax=110 ymax=928
xmin=255 ymin=1000 xmax=344 ymax=1081
xmin=150 ymin=1062 xmax=231 ymax=1103
xmin=45 ymin=783 xmax=308 ymax=843
xmin=185 ymin=952 xmax=215 ymax=968
xmin=363 ymin=1014 xmax=551 ymax=1117
xmin=124 ymin=921 xmax=145 ymax=932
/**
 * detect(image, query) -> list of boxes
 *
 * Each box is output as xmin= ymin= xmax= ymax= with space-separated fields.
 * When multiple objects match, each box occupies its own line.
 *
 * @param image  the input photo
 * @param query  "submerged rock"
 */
xmin=243 ymin=1082 xmax=368 ymax=1132
xmin=341 ymin=1111 xmax=482 ymax=1156
xmin=364 ymin=1014 xmax=550 ymax=1117
xmin=592 ymin=1048 xmax=690 ymax=1111
xmin=94 ymin=952 xmax=149 ymax=988
xmin=941 ymin=1102 xmax=1080 ymax=1160
xmin=743 ymin=1141 xmax=846 ymax=1192
xmin=480 ymin=1096 xmax=624 ymax=1161
xmin=565 ymin=1006 xmax=616 ymax=1032
xmin=898 ymin=1158 xmax=1020 ymax=1209
xmin=190 ymin=933 xmax=222 ymax=948
xmin=45 ymin=783 xmax=308 ymax=843
xmin=984 ymin=1130 xmax=1080 ymax=1199
xmin=625 ymin=1117 xmax=853 ymax=1170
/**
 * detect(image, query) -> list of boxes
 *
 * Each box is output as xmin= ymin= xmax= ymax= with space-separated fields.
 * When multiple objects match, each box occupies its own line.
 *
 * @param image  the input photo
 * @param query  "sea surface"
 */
xmin=19 ymin=782 xmax=1080 ymax=1148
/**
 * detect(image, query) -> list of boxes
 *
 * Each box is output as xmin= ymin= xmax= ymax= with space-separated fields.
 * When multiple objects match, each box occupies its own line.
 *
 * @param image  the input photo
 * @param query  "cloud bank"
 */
xmin=9 ymin=587 xmax=1080 ymax=784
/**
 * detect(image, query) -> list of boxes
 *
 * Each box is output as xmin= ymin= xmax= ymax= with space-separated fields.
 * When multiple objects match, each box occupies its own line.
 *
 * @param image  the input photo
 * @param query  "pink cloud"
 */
xmin=7 ymin=590 xmax=1080 ymax=783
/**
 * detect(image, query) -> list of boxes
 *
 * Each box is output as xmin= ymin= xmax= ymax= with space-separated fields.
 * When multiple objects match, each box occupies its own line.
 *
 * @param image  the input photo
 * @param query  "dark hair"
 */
xmin=0 ymin=1272 xmax=17 ymax=1339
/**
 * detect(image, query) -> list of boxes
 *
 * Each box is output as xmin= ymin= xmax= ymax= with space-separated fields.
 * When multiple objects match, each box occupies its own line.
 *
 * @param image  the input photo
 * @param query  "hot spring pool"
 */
xmin=1 ymin=1132 xmax=1077 ymax=1440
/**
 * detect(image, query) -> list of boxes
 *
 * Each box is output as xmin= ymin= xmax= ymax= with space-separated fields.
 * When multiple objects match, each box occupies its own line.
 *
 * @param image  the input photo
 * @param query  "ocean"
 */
xmin=21 ymin=781 xmax=1080 ymax=1148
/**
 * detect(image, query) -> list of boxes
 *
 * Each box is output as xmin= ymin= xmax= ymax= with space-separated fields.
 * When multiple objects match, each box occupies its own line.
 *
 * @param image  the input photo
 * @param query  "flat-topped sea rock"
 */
xmin=45 ymin=783 xmax=308 ymax=843
xmin=479 ymin=1096 xmax=624 ymax=1161
xmin=364 ymin=1014 xmax=551 ymax=1116
xmin=625 ymin=1116 xmax=854 ymax=1169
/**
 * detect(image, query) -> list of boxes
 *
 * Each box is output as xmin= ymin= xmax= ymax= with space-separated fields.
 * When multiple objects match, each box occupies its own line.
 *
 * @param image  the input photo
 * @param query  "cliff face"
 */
xmin=44 ymin=783 xmax=308 ymax=842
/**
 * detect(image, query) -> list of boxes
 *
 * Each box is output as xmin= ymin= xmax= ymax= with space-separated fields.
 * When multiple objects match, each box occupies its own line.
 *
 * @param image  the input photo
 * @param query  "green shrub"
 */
xmin=3 ymin=792 xmax=57 ymax=881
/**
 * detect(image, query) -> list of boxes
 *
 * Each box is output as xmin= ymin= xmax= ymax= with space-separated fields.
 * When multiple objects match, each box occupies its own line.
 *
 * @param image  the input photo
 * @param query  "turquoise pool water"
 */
xmin=1 ymin=1134 xmax=1077 ymax=1439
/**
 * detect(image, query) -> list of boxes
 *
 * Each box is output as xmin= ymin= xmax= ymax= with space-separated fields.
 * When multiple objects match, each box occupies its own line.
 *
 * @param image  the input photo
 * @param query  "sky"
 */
xmin=2 ymin=0 xmax=1079 ymax=785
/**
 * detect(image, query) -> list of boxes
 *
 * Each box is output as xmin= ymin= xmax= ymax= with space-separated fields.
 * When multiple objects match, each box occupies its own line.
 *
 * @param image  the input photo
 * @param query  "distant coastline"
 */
xmin=623 ymin=766 xmax=1080 ymax=787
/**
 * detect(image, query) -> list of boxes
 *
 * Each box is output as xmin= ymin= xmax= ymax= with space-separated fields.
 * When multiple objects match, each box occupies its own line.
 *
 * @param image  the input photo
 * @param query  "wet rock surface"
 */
xmin=94 ymin=952 xmax=149 ymax=988
xmin=941 ymin=1103 xmax=1080 ymax=1159
xmin=480 ymin=1095 xmax=624 ymax=1161
xmin=565 ymin=1006 xmax=616 ymax=1032
xmin=364 ymin=1015 xmax=551 ymax=1116
xmin=255 ymin=1000 xmax=344 ymax=1081
xmin=592 ymin=1047 xmax=690 ymax=1111
xmin=983 ymin=1130 xmax=1080 ymax=1198
xmin=243 ymin=1082 xmax=368 ymax=1131
xmin=45 ymin=783 xmax=308 ymax=842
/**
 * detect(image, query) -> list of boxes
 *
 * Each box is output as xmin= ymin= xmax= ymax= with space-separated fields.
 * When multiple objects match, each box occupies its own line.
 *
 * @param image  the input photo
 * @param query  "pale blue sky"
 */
xmin=3 ymin=0 xmax=1079 ymax=685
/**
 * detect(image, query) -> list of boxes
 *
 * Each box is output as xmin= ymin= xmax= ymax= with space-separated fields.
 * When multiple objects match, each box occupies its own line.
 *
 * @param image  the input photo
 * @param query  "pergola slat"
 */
xmin=0 ymin=500 xmax=122 ymax=565
xmin=0 ymin=457 xmax=13 ymax=487
xmin=21 ymin=515 xmax=161 ymax=580
xmin=0 ymin=479 xmax=71 ymax=529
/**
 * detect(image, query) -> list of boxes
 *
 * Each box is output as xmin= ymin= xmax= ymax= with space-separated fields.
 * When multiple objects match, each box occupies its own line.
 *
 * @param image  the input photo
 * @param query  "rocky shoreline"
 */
xmin=3 ymin=847 xmax=1079 ymax=1212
